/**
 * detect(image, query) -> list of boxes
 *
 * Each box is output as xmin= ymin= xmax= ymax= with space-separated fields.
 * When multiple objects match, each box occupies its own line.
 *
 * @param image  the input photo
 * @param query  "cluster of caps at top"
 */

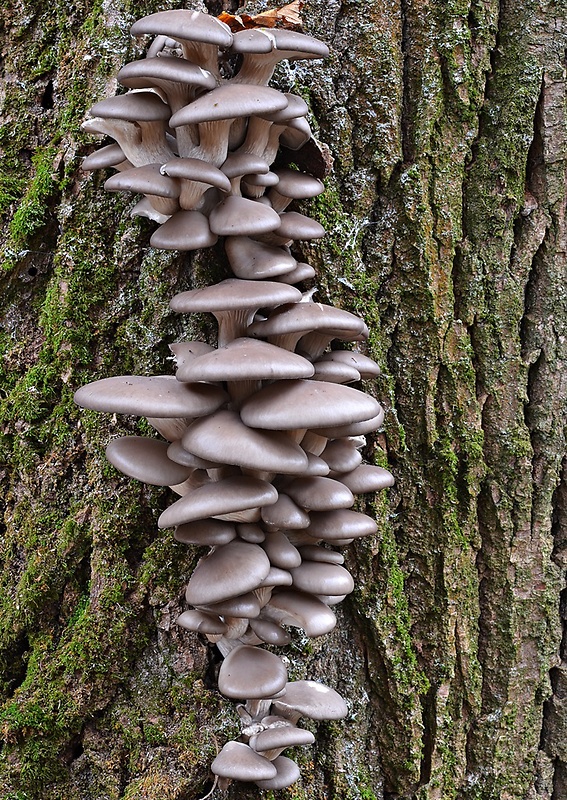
xmin=81 ymin=9 xmax=330 ymax=254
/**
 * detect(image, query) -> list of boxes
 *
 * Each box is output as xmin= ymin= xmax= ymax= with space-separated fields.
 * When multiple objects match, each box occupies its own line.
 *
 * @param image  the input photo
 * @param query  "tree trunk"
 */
xmin=0 ymin=0 xmax=565 ymax=798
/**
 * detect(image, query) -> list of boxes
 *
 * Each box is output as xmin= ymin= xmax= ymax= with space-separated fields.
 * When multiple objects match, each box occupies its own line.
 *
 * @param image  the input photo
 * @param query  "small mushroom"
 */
xmin=200 ymin=592 xmax=261 ymax=620
xmin=105 ymin=436 xmax=193 ymax=486
xmin=211 ymin=741 xmax=277 ymax=784
xmin=248 ymin=617 xmax=291 ymax=646
xmin=289 ymin=560 xmax=355 ymax=596
xmin=306 ymin=509 xmax=378 ymax=541
xmin=239 ymin=380 xmax=382 ymax=432
xmin=254 ymin=755 xmax=301 ymax=790
xmin=117 ymin=56 xmax=216 ymax=114
xmin=185 ymin=539 xmax=271 ymax=606
xmin=104 ymin=162 xmax=181 ymax=216
xmin=160 ymin=157 xmax=231 ymax=210
xmin=130 ymin=10 xmax=233 ymax=78
xmin=262 ymin=589 xmax=336 ymax=637
xmin=149 ymin=210 xmax=218 ymax=250
xmin=261 ymin=531 xmax=302 ymax=570
xmin=174 ymin=519 xmax=237 ymax=546
xmin=261 ymin=493 xmax=310 ymax=530
xmin=336 ymin=464 xmax=395 ymax=493
xmin=177 ymin=609 xmax=227 ymax=635
xmin=169 ymin=83 xmax=288 ymax=166
xmin=170 ymin=278 xmax=301 ymax=346
xmin=181 ymin=409 xmax=309 ymax=474
xmin=81 ymin=143 xmax=131 ymax=172
xmin=158 ymin=475 xmax=278 ymax=529
xmin=218 ymin=644 xmax=288 ymax=699
xmin=231 ymin=28 xmax=329 ymax=86
xmin=250 ymin=724 xmax=315 ymax=755
xmin=248 ymin=301 xmax=366 ymax=356
xmin=225 ymin=236 xmax=297 ymax=280
xmin=74 ymin=375 xmax=227 ymax=418
xmin=284 ymin=475 xmax=355 ymax=511
xmin=86 ymin=91 xmax=174 ymax=166
xmin=321 ymin=438 xmax=363 ymax=473
xmin=272 ymin=679 xmax=348 ymax=723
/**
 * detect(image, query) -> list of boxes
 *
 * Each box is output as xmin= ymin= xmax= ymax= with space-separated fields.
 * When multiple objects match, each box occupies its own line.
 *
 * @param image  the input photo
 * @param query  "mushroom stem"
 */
xmin=245 ymin=698 xmax=273 ymax=721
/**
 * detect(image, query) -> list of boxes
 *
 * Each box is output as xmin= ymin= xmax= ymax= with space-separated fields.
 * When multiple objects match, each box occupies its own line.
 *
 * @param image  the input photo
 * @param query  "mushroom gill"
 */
xmin=75 ymin=9 xmax=393 ymax=790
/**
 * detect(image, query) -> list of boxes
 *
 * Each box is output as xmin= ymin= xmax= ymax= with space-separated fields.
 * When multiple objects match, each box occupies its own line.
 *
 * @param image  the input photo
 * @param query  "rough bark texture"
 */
xmin=0 ymin=0 xmax=566 ymax=798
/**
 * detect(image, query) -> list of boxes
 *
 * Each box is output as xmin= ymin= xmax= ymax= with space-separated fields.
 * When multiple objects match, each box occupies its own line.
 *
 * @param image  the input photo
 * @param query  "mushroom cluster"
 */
xmin=75 ymin=9 xmax=393 ymax=791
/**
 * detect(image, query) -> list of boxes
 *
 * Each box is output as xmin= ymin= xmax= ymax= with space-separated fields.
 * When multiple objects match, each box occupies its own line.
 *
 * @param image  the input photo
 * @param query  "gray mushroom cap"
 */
xmin=231 ymin=28 xmax=329 ymax=86
xmin=158 ymin=475 xmax=278 ymax=528
xmin=274 ymin=211 xmax=325 ymax=241
xmin=177 ymin=609 xmax=227 ymax=635
xmin=254 ymin=755 xmax=301 ymax=790
xmin=303 ymin=450 xmax=331 ymax=476
xmin=200 ymin=591 xmax=261 ymax=619
xmin=170 ymin=278 xmax=301 ymax=314
xmin=169 ymin=83 xmax=288 ymax=127
xmin=242 ymin=170 xmax=280 ymax=189
xmin=211 ymin=741 xmax=277 ymax=782
xmin=272 ymin=167 xmax=324 ymax=198
xmin=321 ymin=439 xmax=363 ymax=473
xmin=297 ymin=545 xmax=345 ymax=564
xmin=289 ymin=561 xmax=354 ymax=596
xmin=272 ymin=679 xmax=348 ymax=721
xmin=312 ymin=358 xmax=360 ymax=383
xmin=239 ymin=380 xmax=381 ymax=431
xmin=250 ymin=724 xmax=315 ymax=753
xmin=166 ymin=439 xmax=219 ymax=470
xmin=176 ymin=337 xmax=314 ymax=382
xmin=82 ymin=143 xmax=128 ymax=171
xmin=89 ymin=90 xmax=171 ymax=122
xmin=221 ymin=152 xmax=269 ymax=179
xmin=248 ymin=301 xmax=366 ymax=342
xmin=273 ymin=261 xmax=316 ymax=284
xmin=249 ymin=617 xmax=291 ymax=646
xmin=160 ymin=157 xmax=231 ymax=191
xmin=130 ymin=9 xmax=233 ymax=49
xmin=237 ymin=523 xmax=265 ymax=543
xmin=284 ymin=476 xmax=354 ymax=511
xmin=74 ymin=375 xmax=227 ymax=418
xmin=209 ymin=195 xmax=282 ymax=236
xmin=257 ymin=92 xmax=309 ymax=122
xmin=225 ymin=237 xmax=297 ymax=280
xmin=117 ymin=56 xmax=216 ymax=98
xmin=317 ymin=349 xmax=381 ymax=378
xmin=309 ymin=405 xmax=385 ymax=438
xmin=337 ymin=464 xmax=395 ymax=493
xmin=256 ymin=565 xmax=293 ymax=589
xmin=105 ymin=436 xmax=193 ymax=486
xmin=170 ymin=339 xmax=214 ymax=359
xmin=306 ymin=509 xmax=378 ymax=541
xmin=263 ymin=590 xmax=336 ymax=636
xmin=185 ymin=539 xmax=271 ymax=605
xmin=231 ymin=27 xmax=328 ymax=58
xmin=261 ymin=531 xmax=302 ymax=569
xmin=261 ymin=493 xmax=310 ymax=530
xmin=218 ymin=644 xmax=288 ymax=699
xmin=174 ymin=518 xmax=237 ymax=546
xmin=181 ymin=409 xmax=309 ymax=474
xmin=149 ymin=210 xmax=218 ymax=251
xmin=104 ymin=163 xmax=180 ymax=199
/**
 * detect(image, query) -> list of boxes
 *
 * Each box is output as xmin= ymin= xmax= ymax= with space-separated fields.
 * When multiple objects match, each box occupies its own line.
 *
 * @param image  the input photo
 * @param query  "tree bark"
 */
xmin=0 ymin=0 xmax=565 ymax=798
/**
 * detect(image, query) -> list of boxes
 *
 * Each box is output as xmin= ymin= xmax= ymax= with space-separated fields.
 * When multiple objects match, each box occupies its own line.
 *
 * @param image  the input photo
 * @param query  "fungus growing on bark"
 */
xmin=76 ymin=9 xmax=393 ymax=790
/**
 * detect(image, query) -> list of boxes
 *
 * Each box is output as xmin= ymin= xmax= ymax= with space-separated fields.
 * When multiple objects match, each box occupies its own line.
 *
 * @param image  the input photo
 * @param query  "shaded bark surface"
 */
xmin=0 ymin=0 xmax=565 ymax=798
